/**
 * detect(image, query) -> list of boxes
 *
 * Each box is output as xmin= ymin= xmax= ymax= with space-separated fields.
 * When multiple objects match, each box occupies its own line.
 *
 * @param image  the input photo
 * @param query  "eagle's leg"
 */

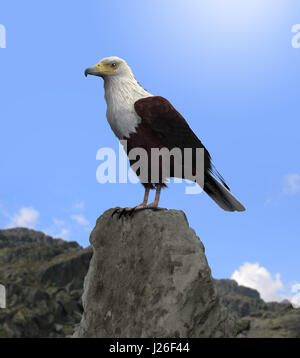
xmin=113 ymin=187 xmax=150 ymax=218
xmin=147 ymin=184 xmax=164 ymax=210
xmin=134 ymin=186 xmax=150 ymax=210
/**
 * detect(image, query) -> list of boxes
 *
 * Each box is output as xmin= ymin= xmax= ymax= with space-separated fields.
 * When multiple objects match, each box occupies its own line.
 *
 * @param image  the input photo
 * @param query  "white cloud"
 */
xmin=73 ymin=201 xmax=85 ymax=210
xmin=291 ymin=283 xmax=300 ymax=308
xmin=53 ymin=218 xmax=65 ymax=226
xmin=71 ymin=214 xmax=90 ymax=227
xmin=6 ymin=207 xmax=39 ymax=229
xmin=57 ymin=228 xmax=70 ymax=240
xmin=44 ymin=217 xmax=71 ymax=240
xmin=291 ymin=283 xmax=300 ymax=293
xmin=231 ymin=262 xmax=284 ymax=302
xmin=44 ymin=225 xmax=70 ymax=241
xmin=283 ymin=173 xmax=300 ymax=194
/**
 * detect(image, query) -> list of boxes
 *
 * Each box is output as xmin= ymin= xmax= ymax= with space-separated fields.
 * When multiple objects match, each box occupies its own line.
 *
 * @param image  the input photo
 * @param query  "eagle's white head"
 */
xmin=85 ymin=56 xmax=151 ymax=139
xmin=84 ymin=56 xmax=135 ymax=80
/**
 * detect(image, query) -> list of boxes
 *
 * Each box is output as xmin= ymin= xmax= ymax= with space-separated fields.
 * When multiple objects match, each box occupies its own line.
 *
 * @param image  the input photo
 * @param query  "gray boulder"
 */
xmin=74 ymin=208 xmax=236 ymax=338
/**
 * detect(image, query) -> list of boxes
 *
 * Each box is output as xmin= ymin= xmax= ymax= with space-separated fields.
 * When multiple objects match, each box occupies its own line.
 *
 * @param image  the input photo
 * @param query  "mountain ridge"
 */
xmin=0 ymin=224 xmax=299 ymax=338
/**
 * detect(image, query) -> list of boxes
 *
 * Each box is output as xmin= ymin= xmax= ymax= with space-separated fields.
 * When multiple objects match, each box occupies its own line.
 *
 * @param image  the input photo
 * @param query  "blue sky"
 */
xmin=1 ymin=0 xmax=300 ymax=303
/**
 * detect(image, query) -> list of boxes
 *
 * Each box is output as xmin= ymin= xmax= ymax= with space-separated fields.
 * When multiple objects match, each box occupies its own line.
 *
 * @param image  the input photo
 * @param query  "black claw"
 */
xmin=124 ymin=210 xmax=132 ymax=217
xmin=128 ymin=207 xmax=137 ymax=216
xmin=112 ymin=207 xmax=144 ymax=219
xmin=117 ymin=210 xmax=123 ymax=219
xmin=118 ymin=208 xmax=127 ymax=219
xmin=112 ymin=208 xmax=121 ymax=217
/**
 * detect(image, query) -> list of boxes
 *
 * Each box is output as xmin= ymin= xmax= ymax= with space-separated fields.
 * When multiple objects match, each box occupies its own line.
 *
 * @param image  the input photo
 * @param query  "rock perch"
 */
xmin=74 ymin=208 xmax=236 ymax=338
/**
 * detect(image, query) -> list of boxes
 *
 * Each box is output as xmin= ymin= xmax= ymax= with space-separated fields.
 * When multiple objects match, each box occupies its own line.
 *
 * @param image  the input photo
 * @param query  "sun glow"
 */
xmin=199 ymin=0 xmax=279 ymax=26
xmin=168 ymin=0 xmax=287 ymax=36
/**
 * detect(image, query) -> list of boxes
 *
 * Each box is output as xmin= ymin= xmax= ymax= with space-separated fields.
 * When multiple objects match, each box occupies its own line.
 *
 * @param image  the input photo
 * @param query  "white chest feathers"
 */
xmin=103 ymin=76 xmax=152 ymax=139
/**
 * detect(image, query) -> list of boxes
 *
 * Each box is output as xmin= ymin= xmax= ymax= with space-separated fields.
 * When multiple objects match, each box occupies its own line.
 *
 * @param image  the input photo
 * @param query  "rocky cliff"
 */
xmin=1 ymin=216 xmax=299 ymax=338
xmin=215 ymin=279 xmax=300 ymax=338
xmin=0 ymin=228 xmax=92 ymax=338
xmin=74 ymin=208 xmax=236 ymax=338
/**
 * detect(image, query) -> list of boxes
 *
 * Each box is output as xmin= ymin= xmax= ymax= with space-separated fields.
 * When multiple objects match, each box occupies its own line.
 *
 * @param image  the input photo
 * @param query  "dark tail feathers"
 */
xmin=203 ymin=175 xmax=246 ymax=212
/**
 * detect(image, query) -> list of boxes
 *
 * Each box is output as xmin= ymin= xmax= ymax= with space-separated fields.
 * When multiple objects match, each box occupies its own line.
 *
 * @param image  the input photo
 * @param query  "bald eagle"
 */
xmin=85 ymin=56 xmax=245 ymax=214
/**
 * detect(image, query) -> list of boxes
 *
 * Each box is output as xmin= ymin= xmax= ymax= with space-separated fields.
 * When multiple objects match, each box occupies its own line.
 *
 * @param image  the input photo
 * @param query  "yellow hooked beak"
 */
xmin=84 ymin=63 xmax=104 ymax=77
xmin=85 ymin=61 xmax=119 ymax=77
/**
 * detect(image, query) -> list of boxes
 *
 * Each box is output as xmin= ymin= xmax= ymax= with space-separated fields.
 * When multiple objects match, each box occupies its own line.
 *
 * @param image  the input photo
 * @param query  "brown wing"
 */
xmin=134 ymin=96 xmax=230 ymax=189
xmin=134 ymin=97 xmax=205 ymax=150
xmin=134 ymin=96 xmax=212 ymax=172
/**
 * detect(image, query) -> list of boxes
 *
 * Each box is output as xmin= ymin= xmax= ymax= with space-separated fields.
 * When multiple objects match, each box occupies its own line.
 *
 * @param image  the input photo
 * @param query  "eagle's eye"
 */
xmin=111 ymin=63 xmax=117 ymax=68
